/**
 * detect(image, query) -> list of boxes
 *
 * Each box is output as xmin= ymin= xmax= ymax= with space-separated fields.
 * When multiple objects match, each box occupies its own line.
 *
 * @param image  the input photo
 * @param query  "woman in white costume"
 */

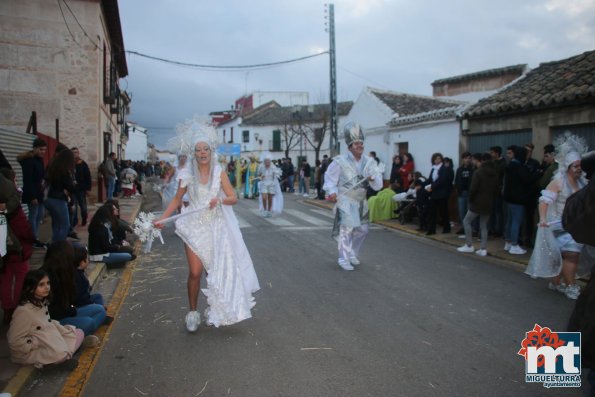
xmin=156 ymin=123 xmax=259 ymax=331
xmin=257 ymin=152 xmax=283 ymax=217
xmin=526 ymin=132 xmax=588 ymax=300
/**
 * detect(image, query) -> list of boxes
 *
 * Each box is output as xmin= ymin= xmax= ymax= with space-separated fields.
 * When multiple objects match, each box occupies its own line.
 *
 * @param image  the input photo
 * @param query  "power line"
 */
xmin=56 ymin=0 xmax=78 ymax=45
xmin=61 ymin=0 xmax=99 ymax=49
xmin=125 ymin=50 xmax=329 ymax=71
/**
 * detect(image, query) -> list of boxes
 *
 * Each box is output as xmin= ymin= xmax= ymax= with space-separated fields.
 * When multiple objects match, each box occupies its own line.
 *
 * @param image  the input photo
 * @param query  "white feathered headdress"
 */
xmin=553 ymin=131 xmax=588 ymax=175
xmin=168 ymin=116 xmax=219 ymax=156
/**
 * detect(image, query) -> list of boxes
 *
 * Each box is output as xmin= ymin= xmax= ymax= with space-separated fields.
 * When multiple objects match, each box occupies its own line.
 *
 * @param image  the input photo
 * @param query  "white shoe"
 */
xmin=338 ymin=259 xmax=354 ymax=271
xmin=83 ymin=335 xmax=100 ymax=348
xmin=504 ymin=242 xmax=511 ymax=251
xmin=565 ymin=284 xmax=581 ymax=300
xmin=475 ymin=249 xmax=487 ymax=257
xmin=303 ymin=193 xmax=309 ymax=197
xmin=457 ymin=244 xmax=474 ymax=253
xmin=185 ymin=311 xmax=200 ymax=332
xmin=509 ymin=245 xmax=527 ymax=255
xmin=548 ymin=281 xmax=567 ymax=293
xmin=349 ymin=256 xmax=360 ymax=266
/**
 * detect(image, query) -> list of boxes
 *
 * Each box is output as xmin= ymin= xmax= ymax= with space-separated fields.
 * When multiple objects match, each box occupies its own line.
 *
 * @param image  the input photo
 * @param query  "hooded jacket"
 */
xmin=17 ymin=151 xmax=45 ymax=203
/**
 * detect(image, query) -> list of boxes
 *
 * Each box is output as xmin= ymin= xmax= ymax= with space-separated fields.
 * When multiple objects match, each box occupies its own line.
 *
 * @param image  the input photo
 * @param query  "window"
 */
xmin=242 ymin=130 xmax=250 ymax=143
xmin=272 ymin=129 xmax=281 ymax=151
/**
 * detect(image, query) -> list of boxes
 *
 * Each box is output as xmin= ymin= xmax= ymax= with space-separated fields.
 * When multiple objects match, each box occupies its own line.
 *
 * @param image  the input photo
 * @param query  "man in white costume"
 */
xmin=323 ymin=122 xmax=383 ymax=271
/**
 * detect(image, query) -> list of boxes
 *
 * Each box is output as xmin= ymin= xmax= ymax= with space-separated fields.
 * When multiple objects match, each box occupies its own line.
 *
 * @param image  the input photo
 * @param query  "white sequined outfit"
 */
xmin=175 ymin=163 xmax=260 ymax=326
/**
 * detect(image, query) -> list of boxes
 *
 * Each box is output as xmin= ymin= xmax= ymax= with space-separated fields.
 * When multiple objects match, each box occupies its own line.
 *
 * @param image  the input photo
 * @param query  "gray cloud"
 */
xmin=119 ymin=0 xmax=594 ymax=150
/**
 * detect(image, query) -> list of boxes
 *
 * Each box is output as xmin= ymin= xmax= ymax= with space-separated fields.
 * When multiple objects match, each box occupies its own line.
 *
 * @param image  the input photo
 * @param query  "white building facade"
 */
xmin=125 ymin=123 xmax=148 ymax=161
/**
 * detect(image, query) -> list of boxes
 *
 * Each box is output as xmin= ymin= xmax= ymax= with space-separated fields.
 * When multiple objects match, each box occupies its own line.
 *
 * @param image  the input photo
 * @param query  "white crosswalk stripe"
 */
xmin=284 ymin=209 xmax=332 ymax=226
xmin=308 ymin=208 xmax=335 ymax=219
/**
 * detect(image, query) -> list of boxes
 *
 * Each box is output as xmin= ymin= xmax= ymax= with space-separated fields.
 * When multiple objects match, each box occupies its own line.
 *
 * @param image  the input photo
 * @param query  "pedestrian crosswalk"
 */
xmin=151 ymin=207 xmax=380 ymax=232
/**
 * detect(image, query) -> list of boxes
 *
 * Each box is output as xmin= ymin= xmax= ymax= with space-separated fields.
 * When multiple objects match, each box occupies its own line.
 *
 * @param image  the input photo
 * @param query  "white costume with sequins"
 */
xmin=323 ymin=152 xmax=383 ymax=265
xmin=175 ymin=163 xmax=259 ymax=326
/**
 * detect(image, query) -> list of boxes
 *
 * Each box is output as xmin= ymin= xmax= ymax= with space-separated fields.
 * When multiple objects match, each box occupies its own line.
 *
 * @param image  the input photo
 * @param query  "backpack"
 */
xmin=562 ymin=179 xmax=595 ymax=246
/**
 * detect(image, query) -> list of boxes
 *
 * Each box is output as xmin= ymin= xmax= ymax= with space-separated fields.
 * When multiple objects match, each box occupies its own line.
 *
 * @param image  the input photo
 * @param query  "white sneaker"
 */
xmin=303 ymin=193 xmax=309 ymax=198
xmin=457 ymin=244 xmax=474 ymax=253
xmin=475 ymin=249 xmax=487 ymax=257
xmin=548 ymin=281 xmax=567 ymax=293
xmin=565 ymin=284 xmax=581 ymax=300
xmin=185 ymin=311 xmax=200 ymax=332
xmin=338 ymin=259 xmax=354 ymax=271
xmin=504 ymin=242 xmax=511 ymax=251
xmin=349 ymin=256 xmax=360 ymax=266
xmin=509 ymin=245 xmax=527 ymax=255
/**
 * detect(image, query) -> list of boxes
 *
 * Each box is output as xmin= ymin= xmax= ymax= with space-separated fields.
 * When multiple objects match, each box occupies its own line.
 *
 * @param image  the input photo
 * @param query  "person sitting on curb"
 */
xmin=88 ymin=205 xmax=136 ymax=268
xmin=72 ymin=243 xmax=113 ymax=325
xmin=7 ymin=269 xmax=99 ymax=370
xmin=42 ymin=241 xmax=107 ymax=335
xmin=104 ymin=199 xmax=135 ymax=249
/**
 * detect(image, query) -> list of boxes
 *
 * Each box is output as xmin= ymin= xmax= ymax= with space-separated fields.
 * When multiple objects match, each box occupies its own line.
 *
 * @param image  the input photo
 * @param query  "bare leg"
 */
xmin=184 ymin=244 xmax=203 ymax=311
xmin=261 ymin=193 xmax=268 ymax=211
xmin=267 ymin=194 xmax=274 ymax=212
xmin=561 ymin=251 xmax=579 ymax=286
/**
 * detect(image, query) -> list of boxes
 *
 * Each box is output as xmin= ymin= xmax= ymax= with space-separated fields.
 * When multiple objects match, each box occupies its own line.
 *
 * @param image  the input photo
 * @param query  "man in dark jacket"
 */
xmin=457 ymin=153 xmax=499 ymax=256
xmin=502 ymin=146 xmax=536 ymax=255
xmin=71 ymin=147 xmax=92 ymax=226
xmin=454 ymin=152 xmax=474 ymax=234
xmin=489 ymin=145 xmax=506 ymax=237
xmin=566 ymin=151 xmax=595 ymax=395
xmin=17 ymin=138 xmax=47 ymax=248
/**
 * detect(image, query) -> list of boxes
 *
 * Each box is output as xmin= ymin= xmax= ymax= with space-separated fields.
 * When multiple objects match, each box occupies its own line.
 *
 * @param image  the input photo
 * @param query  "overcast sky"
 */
xmin=118 ymin=0 xmax=594 ymax=150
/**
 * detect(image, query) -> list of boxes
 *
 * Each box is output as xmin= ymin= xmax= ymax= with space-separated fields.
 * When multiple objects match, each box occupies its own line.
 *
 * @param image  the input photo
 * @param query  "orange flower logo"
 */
xmin=518 ymin=324 xmax=566 ymax=367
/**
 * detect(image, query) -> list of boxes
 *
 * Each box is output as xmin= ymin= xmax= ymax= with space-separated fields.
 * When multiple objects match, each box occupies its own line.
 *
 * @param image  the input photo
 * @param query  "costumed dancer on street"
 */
xmin=155 ymin=119 xmax=259 ymax=331
xmin=323 ymin=122 xmax=383 ymax=271
xmin=257 ymin=152 xmax=283 ymax=217
xmin=244 ymin=155 xmax=259 ymax=199
xmin=526 ymin=132 xmax=590 ymax=300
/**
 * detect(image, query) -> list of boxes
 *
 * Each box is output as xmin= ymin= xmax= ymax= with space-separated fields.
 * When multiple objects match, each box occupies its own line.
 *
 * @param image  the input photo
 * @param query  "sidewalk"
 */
xmin=303 ymin=198 xmax=532 ymax=268
xmin=0 ymin=193 xmax=143 ymax=395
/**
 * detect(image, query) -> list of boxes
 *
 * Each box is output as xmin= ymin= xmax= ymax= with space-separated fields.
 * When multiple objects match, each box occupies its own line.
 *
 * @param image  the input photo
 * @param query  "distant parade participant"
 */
xmin=244 ymin=155 xmax=259 ymax=199
xmin=323 ymin=122 xmax=383 ymax=271
xmin=257 ymin=152 xmax=283 ymax=217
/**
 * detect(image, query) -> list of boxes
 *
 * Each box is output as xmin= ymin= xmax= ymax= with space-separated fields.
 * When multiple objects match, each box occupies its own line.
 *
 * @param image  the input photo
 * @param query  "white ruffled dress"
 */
xmin=175 ymin=164 xmax=260 ymax=327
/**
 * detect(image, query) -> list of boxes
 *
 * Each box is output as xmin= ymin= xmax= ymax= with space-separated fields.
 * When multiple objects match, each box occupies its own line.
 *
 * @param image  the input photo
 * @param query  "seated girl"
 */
xmin=88 ymin=204 xmax=135 ymax=267
xmin=42 ymin=241 xmax=106 ymax=335
xmin=7 ymin=269 xmax=98 ymax=370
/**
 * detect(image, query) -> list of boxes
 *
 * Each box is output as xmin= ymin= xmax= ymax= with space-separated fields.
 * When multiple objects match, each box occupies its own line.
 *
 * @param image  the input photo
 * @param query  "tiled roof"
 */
xmin=431 ymin=64 xmax=527 ymax=86
xmin=370 ymin=89 xmax=466 ymax=118
xmin=464 ymin=50 xmax=595 ymax=118
xmin=242 ymin=101 xmax=353 ymax=126
xmin=389 ymin=105 xmax=464 ymax=127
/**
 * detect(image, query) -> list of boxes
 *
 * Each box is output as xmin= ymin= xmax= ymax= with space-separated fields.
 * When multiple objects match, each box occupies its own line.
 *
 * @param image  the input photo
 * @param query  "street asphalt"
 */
xmin=18 ymin=184 xmax=586 ymax=396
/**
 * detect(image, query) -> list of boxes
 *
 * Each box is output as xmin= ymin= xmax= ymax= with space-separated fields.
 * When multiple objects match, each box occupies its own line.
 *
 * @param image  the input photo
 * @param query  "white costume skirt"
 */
xmin=175 ymin=205 xmax=260 ymax=327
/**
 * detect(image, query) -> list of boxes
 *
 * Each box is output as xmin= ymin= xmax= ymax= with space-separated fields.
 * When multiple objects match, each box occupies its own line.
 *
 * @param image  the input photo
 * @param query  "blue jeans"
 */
xmin=27 ymin=202 xmax=45 ymax=240
xmin=299 ymin=177 xmax=306 ymax=194
xmin=101 ymin=252 xmax=133 ymax=265
xmin=107 ymin=176 xmax=116 ymax=199
xmin=44 ymin=198 xmax=70 ymax=242
xmin=60 ymin=303 xmax=106 ymax=336
xmin=287 ymin=175 xmax=295 ymax=192
xmin=90 ymin=293 xmax=104 ymax=306
xmin=71 ymin=190 xmax=88 ymax=226
xmin=505 ymin=202 xmax=525 ymax=245
xmin=457 ymin=192 xmax=469 ymax=225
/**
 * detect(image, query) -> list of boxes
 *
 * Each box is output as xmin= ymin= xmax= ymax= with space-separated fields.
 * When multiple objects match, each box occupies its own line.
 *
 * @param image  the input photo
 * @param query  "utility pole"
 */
xmin=326 ymin=3 xmax=339 ymax=156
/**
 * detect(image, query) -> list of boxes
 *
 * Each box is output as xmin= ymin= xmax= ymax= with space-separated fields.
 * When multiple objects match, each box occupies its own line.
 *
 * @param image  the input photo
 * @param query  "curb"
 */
xmin=3 ymin=199 xmax=143 ymax=397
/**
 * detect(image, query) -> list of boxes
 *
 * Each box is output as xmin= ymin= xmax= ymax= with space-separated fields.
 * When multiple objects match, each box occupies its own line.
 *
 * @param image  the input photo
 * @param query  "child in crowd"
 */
xmin=72 ymin=243 xmax=113 ymax=324
xmin=7 ymin=269 xmax=99 ymax=370
xmin=42 ymin=241 xmax=107 ymax=335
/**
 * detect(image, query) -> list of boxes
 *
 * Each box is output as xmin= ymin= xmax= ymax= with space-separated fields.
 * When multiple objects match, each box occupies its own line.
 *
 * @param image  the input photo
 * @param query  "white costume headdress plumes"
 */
xmin=168 ymin=116 xmax=220 ymax=156
xmin=553 ymin=131 xmax=588 ymax=178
